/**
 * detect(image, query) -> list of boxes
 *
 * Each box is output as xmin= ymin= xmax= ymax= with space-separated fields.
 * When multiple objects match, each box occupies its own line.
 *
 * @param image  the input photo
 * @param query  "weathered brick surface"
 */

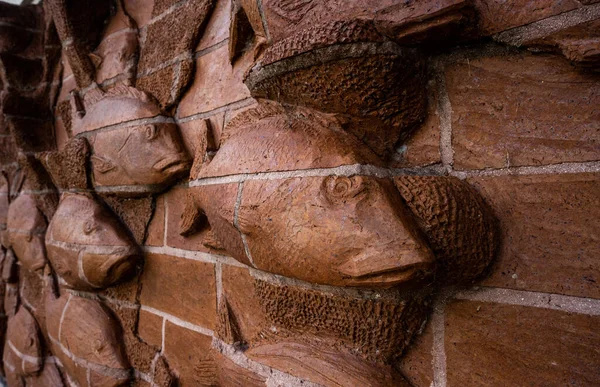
xmin=470 ymin=173 xmax=600 ymax=299
xmin=472 ymin=0 xmax=582 ymax=35
xmin=163 ymin=321 xmax=216 ymax=386
xmin=140 ymin=253 xmax=217 ymax=329
xmin=145 ymin=194 xmax=165 ymax=247
xmin=196 ymin=0 xmax=230 ymax=51
xmin=447 ymin=52 xmax=600 ymax=170
xmin=445 ymin=300 xmax=600 ymax=387
xmin=125 ymin=0 xmax=154 ymax=27
xmin=396 ymin=317 xmax=434 ymax=387
xmin=138 ymin=309 xmax=164 ymax=348
xmin=177 ymin=43 xmax=252 ymax=118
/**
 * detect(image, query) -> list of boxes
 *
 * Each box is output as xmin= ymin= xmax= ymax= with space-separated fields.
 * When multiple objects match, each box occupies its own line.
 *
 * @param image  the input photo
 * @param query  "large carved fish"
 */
xmin=6 ymin=193 xmax=47 ymax=272
xmin=45 ymin=192 xmax=140 ymax=290
xmin=3 ymin=306 xmax=43 ymax=381
xmin=70 ymin=84 xmax=191 ymax=197
xmin=182 ymin=101 xmax=435 ymax=289
xmin=45 ymin=287 xmax=131 ymax=387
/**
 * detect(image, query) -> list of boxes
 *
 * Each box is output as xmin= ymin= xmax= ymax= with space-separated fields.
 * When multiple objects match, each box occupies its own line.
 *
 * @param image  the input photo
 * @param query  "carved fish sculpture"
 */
xmin=183 ymin=101 xmax=435 ymax=288
xmin=6 ymin=193 xmax=47 ymax=272
xmin=46 ymin=290 xmax=130 ymax=387
xmin=3 ymin=306 xmax=43 ymax=380
xmin=45 ymin=192 xmax=140 ymax=291
xmin=71 ymin=84 xmax=191 ymax=196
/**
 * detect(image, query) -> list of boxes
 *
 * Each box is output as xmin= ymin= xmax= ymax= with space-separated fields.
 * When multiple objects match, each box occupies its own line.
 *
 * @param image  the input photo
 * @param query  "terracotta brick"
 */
xmin=472 ymin=0 xmax=581 ymax=35
xmin=446 ymin=299 xmax=600 ymax=387
xmin=125 ymin=0 xmax=154 ymax=28
xmin=221 ymin=264 xmax=266 ymax=343
xmin=139 ymin=309 xmax=164 ymax=349
xmin=196 ymin=0 xmax=230 ymax=51
xmin=393 ymin=81 xmax=441 ymax=167
xmin=470 ymin=173 xmax=600 ymax=299
xmin=178 ymin=114 xmax=224 ymax=160
xmin=165 ymin=185 xmax=221 ymax=253
xmin=177 ymin=44 xmax=251 ymax=118
xmin=145 ymin=194 xmax=165 ymax=247
xmin=140 ymin=253 xmax=217 ymax=329
xmin=136 ymin=64 xmax=175 ymax=109
xmin=396 ymin=318 xmax=434 ymax=386
xmin=447 ymin=53 xmax=600 ymax=170
xmin=163 ymin=321 xmax=216 ymax=386
xmin=54 ymin=116 xmax=69 ymax=151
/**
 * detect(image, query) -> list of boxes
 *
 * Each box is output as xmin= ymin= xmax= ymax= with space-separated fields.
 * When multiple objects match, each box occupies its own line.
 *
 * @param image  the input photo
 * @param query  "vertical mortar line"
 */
xmin=160 ymin=317 xmax=167 ymax=354
xmin=215 ymin=262 xmax=223 ymax=306
xmin=233 ymin=181 xmax=256 ymax=266
xmin=256 ymin=0 xmax=271 ymax=41
xmin=433 ymin=59 xmax=454 ymax=174
xmin=431 ymin=294 xmax=449 ymax=387
xmin=162 ymin=193 xmax=168 ymax=247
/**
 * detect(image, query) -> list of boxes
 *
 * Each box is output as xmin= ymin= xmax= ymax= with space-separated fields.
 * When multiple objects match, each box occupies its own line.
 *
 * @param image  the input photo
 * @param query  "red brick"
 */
xmin=165 ymin=185 xmax=221 ymax=253
xmin=396 ymin=318 xmax=434 ymax=386
xmin=163 ymin=321 xmax=216 ymax=386
xmin=196 ymin=0 xmax=230 ymax=51
xmin=140 ymin=253 xmax=217 ymax=329
xmin=145 ymin=194 xmax=165 ymax=247
xmin=138 ymin=309 xmax=164 ymax=349
xmin=472 ymin=0 xmax=581 ymax=35
xmin=177 ymin=44 xmax=251 ymax=118
xmin=178 ymin=114 xmax=224 ymax=160
xmin=447 ymin=53 xmax=600 ymax=170
xmin=470 ymin=173 xmax=600 ymax=299
xmin=125 ymin=0 xmax=154 ymax=28
xmin=445 ymin=299 xmax=600 ymax=386
xmin=221 ymin=264 xmax=266 ymax=343
xmin=393 ymin=81 xmax=441 ymax=167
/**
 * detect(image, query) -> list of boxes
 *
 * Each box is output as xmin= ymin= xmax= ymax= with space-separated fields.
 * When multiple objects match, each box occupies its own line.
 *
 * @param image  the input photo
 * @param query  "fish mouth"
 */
xmin=153 ymin=155 xmax=190 ymax=173
xmin=342 ymin=262 xmax=434 ymax=289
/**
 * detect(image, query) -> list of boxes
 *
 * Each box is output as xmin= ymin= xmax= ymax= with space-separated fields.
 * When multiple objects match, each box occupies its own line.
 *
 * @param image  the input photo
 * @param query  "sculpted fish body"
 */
xmin=6 ymin=193 xmax=47 ymax=271
xmin=71 ymin=84 xmax=190 ymax=196
xmin=45 ymin=193 xmax=139 ymax=290
xmin=3 ymin=307 xmax=43 ymax=379
xmin=184 ymin=101 xmax=435 ymax=288
xmin=45 ymin=289 xmax=130 ymax=387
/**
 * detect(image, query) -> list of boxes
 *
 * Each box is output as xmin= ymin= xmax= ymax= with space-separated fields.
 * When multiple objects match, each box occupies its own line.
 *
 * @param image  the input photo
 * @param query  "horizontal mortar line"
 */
xmin=189 ymin=163 xmax=445 ymax=187
xmin=0 ymin=21 xmax=42 ymax=33
xmin=134 ymin=369 xmax=152 ymax=383
xmin=494 ymin=3 xmax=600 ymax=46
xmin=143 ymin=245 xmax=245 ymax=267
xmin=454 ymin=287 xmax=600 ymax=316
xmin=140 ymin=304 xmax=214 ymax=337
xmin=143 ymin=0 xmax=189 ymax=27
xmin=193 ymin=38 xmax=228 ymax=59
xmin=136 ymin=52 xmax=192 ymax=78
xmin=99 ymin=27 xmax=138 ymax=42
xmin=451 ymin=160 xmax=600 ymax=178
xmin=213 ymin=338 xmax=323 ymax=387
xmin=75 ymin=115 xmax=175 ymax=137
xmin=65 ymin=288 xmax=139 ymax=310
xmin=176 ymin=97 xmax=256 ymax=123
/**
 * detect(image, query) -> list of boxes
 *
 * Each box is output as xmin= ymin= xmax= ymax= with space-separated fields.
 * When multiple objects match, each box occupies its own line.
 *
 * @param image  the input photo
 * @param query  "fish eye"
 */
xmin=144 ymin=125 xmax=158 ymax=140
xmin=83 ymin=220 xmax=97 ymax=235
xmin=322 ymin=176 xmax=365 ymax=204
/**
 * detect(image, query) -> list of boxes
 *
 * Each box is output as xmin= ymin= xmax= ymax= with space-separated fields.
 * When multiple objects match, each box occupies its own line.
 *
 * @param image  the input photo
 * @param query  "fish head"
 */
xmin=238 ymin=175 xmax=435 ymax=289
xmin=6 ymin=194 xmax=46 ymax=271
xmin=45 ymin=193 xmax=139 ymax=289
xmin=90 ymin=122 xmax=190 ymax=195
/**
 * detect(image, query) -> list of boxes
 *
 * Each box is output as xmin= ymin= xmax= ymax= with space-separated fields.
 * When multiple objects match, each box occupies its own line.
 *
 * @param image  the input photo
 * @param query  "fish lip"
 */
xmin=153 ymin=155 xmax=190 ymax=172
xmin=343 ymin=262 xmax=435 ymax=289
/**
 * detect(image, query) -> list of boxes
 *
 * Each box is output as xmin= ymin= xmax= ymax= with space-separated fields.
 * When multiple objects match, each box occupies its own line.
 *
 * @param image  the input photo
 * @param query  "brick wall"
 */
xmin=2 ymin=0 xmax=599 ymax=386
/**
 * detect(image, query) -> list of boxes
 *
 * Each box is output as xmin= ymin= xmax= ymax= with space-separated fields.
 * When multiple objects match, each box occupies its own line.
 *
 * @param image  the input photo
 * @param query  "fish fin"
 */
xmin=179 ymin=194 xmax=207 ymax=236
xmin=90 ymin=155 xmax=116 ymax=174
xmin=88 ymin=52 xmax=103 ymax=69
xmin=202 ymin=228 xmax=224 ymax=250
xmin=189 ymin=119 xmax=218 ymax=180
xmin=216 ymin=296 xmax=243 ymax=345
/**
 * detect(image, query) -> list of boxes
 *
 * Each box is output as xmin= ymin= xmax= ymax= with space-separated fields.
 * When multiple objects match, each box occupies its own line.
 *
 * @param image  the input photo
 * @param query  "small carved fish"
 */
xmin=6 ymin=193 xmax=47 ymax=272
xmin=3 ymin=306 xmax=43 ymax=379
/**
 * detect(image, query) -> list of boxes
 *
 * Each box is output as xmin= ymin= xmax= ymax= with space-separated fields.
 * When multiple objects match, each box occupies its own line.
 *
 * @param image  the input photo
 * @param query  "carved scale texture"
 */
xmin=394 ymin=176 xmax=498 ymax=285
xmin=253 ymin=280 xmax=430 ymax=363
